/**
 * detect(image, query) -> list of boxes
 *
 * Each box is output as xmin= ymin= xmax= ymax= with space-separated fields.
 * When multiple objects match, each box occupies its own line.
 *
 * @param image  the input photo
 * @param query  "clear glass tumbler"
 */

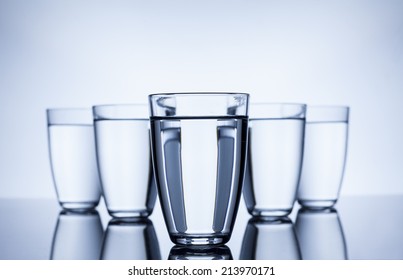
xmin=149 ymin=92 xmax=249 ymax=245
xmin=93 ymin=104 xmax=157 ymax=218
xmin=297 ymin=106 xmax=349 ymax=209
xmin=47 ymin=108 xmax=102 ymax=211
xmin=243 ymin=103 xmax=306 ymax=217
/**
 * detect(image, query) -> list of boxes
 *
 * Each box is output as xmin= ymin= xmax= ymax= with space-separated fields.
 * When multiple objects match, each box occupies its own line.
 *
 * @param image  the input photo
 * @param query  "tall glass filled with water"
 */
xmin=297 ymin=106 xmax=349 ymax=209
xmin=93 ymin=104 xmax=156 ymax=218
xmin=47 ymin=108 xmax=102 ymax=211
xmin=243 ymin=103 xmax=306 ymax=217
xmin=149 ymin=93 xmax=249 ymax=245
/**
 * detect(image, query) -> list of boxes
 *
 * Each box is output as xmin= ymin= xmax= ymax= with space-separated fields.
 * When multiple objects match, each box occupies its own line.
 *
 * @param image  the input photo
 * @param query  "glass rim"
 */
xmin=250 ymin=102 xmax=307 ymax=107
xmin=92 ymin=103 xmax=147 ymax=108
xmin=46 ymin=107 xmax=90 ymax=113
xmin=47 ymin=107 xmax=93 ymax=125
xmin=249 ymin=103 xmax=306 ymax=120
xmin=307 ymin=105 xmax=350 ymax=110
xmin=149 ymin=92 xmax=249 ymax=118
xmin=306 ymin=105 xmax=350 ymax=123
xmin=93 ymin=103 xmax=149 ymax=120
xmin=148 ymin=92 xmax=250 ymax=98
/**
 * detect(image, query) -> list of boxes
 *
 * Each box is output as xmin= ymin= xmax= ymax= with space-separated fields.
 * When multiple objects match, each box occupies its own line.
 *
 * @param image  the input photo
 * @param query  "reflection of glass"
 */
xmin=47 ymin=108 xmax=102 ymax=211
xmin=240 ymin=217 xmax=301 ymax=260
xmin=93 ymin=105 xmax=157 ymax=218
xmin=50 ymin=210 xmax=103 ymax=260
xmin=243 ymin=103 xmax=306 ymax=217
xmin=297 ymin=106 xmax=349 ymax=209
xmin=295 ymin=208 xmax=348 ymax=260
xmin=149 ymin=93 xmax=249 ymax=245
xmin=100 ymin=218 xmax=161 ymax=260
xmin=169 ymin=245 xmax=232 ymax=260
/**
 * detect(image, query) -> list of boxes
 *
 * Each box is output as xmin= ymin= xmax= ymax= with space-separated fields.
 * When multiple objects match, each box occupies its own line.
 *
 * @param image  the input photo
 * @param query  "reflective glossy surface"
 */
xmin=0 ymin=195 xmax=403 ymax=260
xmin=50 ymin=210 xmax=103 ymax=260
xmin=169 ymin=245 xmax=233 ymax=260
xmin=295 ymin=208 xmax=347 ymax=259
xmin=240 ymin=217 xmax=301 ymax=260
xmin=100 ymin=218 xmax=161 ymax=260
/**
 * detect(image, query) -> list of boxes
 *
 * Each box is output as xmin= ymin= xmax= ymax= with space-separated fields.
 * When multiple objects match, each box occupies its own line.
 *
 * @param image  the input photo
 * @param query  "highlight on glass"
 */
xmin=149 ymin=92 xmax=249 ymax=245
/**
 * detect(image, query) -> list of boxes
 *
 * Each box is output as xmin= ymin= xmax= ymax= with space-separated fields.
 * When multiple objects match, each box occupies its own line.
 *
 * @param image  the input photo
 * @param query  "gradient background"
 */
xmin=1 ymin=0 xmax=403 ymax=198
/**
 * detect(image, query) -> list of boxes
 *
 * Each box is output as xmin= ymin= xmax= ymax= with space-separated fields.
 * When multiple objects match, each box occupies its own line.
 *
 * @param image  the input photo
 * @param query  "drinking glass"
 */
xmin=240 ymin=217 xmax=301 ymax=260
xmin=149 ymin=92 xmax=249 ymax=245
xmin=243 ymin=103 xmax=306 ymax=217
xmin=93 ymin=104 xmax=157 ymax=218
xmin=297 ymin=106 xmax=349 ymax=209
xmin=47 ymin=108 xmax=102 ymax=211
xmin=295 ymin=208 xmax=348 ymax=259
xmin=100 ymin=218 xmax=161 ymax=260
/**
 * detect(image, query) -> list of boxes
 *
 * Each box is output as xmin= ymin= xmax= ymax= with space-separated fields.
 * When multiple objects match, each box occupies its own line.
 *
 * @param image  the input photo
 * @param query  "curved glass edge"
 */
xmin=148 ymin=92 xmax=250 ymax=118
xmin=47 ymin=108 xmax=93 ymax=125
xmin=306 ymin=105 xmax=350 ymax=123
xmin=92 ymin=104 xmax=149 ymax=120
xmin=249 ymin=103 xmax=306 ymax=120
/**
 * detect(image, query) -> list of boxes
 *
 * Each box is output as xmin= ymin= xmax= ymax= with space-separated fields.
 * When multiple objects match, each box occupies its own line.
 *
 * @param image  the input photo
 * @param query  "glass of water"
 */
xmin=297 ymin=106 xmax=349 ymax=209
xmin=243 ymin=103 xmax=306 ymax=217
xmin=149 ymin=92 xmax=249 ymax=245
xmin=93 ymin=104 xmax=157 ymax=218
xmin=47 ymin=108 xmax=102 ymax=211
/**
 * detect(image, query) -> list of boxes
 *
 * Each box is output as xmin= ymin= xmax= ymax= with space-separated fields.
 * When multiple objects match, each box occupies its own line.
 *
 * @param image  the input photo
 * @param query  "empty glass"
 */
xmin=297 ymin=106 xmax=349 ymax=209
xmin=93 ymin=104 xmax=157 ymax=218
xmin=47 ymin=108 xmax=102 ymax=211
xmin=50 ymin=210 xmax=103 ymax=260
xmin=240 ymin=217 xmax=301 ymax=260
xmin=243 ymin=103 xmax=306 ymax=217
xmin=295 ymin=208 xmax=348 ymax=260
xmin=100 ymin=218 xmax=161 ymax=260
xmin=149 ymin=93 xmax=249 ymax=245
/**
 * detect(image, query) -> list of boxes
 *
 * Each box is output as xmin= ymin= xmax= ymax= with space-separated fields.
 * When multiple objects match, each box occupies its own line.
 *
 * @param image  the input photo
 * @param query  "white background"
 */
xmin=1 ymin=0 xmax=402 ymax=198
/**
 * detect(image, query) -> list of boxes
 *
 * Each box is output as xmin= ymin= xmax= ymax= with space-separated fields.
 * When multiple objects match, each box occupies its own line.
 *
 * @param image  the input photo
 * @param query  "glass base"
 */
xmin=298 ymin=199 xmax=336 ymax=209
xmin=250 ymin=208 xmax=292 ymax=218
xmin=108 ymin=210 xmax=150 ymax=219
xmin=170 ymin=234 xmax=230 ymax=246
xmin=60 ymin=202 xmax=98 ymax=212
